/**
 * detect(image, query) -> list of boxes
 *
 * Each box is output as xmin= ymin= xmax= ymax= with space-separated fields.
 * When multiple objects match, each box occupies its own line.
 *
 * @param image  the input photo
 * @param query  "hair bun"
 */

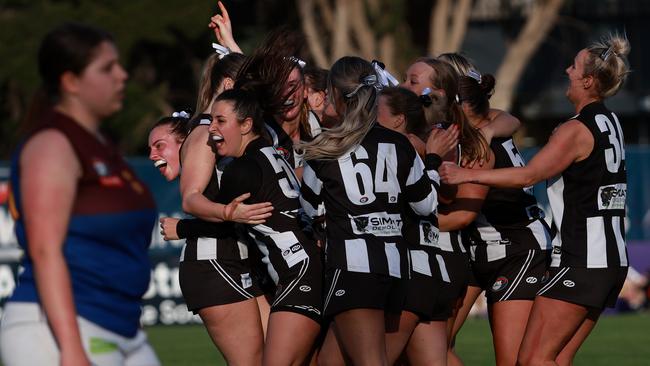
xmin=479 ymin=74 xmax=496 ymax=97
xmin=609 ymin=35 xmax=631 ymax=58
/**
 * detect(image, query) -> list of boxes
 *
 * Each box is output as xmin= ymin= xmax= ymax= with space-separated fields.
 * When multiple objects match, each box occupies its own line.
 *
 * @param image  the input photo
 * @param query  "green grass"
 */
xmin=145 ymin=312 xmax=650 ymax=365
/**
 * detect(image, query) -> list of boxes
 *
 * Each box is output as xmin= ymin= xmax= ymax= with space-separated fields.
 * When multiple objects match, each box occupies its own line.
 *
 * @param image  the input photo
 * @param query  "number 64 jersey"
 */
xmin=547 ymin=101 xmax=627 ymax=269
xmin=301 ymin=125 xmax=440 ymax=279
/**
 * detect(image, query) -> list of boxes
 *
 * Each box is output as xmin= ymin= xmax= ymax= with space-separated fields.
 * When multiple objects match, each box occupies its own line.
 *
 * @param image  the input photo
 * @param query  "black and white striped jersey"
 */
xmin=547 ymin=102 xmax=627 ymax=269
xmin=217 ymin=137 xmax=318 ymax=284
xmin=265 ymin=111 xmax=322 ymax=169
xmin=301 ymin=124 xmax=439 ymax=279
xmin=179 ymin=125 xmax=248 ymax=263
xmin=464 ymin=137 xmax=552 ymax=263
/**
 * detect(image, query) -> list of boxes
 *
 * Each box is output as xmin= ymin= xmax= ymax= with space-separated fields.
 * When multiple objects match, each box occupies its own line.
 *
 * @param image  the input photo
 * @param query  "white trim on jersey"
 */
xmin=197 ymin=237 xmax=217 ymax=260
xmin=612 ymin=216 xmax=628 ymax=266
xmin=587 ymin=216 xmax=608 ymax=268
xmin=547 ymin=175 xmax=565 ymax=267
xmin=385 ymin=243 xmax=401 ymax=278
xmin=265 ymin=124 xmax=280 ymax=147
xmin=301 ymin=164 xmax=323 ymax=217
xmin=410 ymin=250 xmax=432 ymax=277
xmin=237 ymin=240 xmax=249 ymax=260
xmin=180 ymin=243 xmax=186 ymax=262
xmin=345 ymin=239 xmax=371 ymax=273
xmin=499 ymin=249 xmax=534 ymax=301
xmin=436 ymin=254 xmax=451 ymax=283
xmin=527 ymin=219 xmax=552 ymax=251
xmin=208 ymin=259 xmax=254 ymax=299
xmin=308 ymin=111 xmax=322 ymax=137
xmin=406 ymin=155 xmax=438 ymax=217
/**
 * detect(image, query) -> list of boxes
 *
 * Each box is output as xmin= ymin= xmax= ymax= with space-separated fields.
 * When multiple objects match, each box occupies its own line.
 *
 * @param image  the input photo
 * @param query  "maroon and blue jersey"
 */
xmin=8 ymin=110 xmax=157 ymax=337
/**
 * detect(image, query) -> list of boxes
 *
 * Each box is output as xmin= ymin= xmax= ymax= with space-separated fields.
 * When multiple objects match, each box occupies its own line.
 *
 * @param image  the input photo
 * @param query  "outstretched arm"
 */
xmin=440 ymin=120 xmax=594 ymax=188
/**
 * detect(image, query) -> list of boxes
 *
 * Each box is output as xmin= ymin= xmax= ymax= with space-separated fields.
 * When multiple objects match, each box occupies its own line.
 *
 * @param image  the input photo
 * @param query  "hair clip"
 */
xmin=288 ymin=56 xmax=307 ymax=68
xmin=371 ymin=60 xmax=399 ymax=87
xmin=212 ymin=43 xmax=231 ymax=60
xmin=345 ymin=74 xmax=379 ymax=98
xmin=172 ymin=110 xmax=190 ymax=119
xmin=419 ymin=87 xmax=433 ymax=107
xmin=467 ymin=69 xmax=482 ymax=84
xmin=600 ymin=46 xmax=613 ymax=62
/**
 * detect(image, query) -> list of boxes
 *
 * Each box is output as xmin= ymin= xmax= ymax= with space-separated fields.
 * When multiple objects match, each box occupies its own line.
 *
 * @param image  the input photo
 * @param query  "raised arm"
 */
xmin=20 ymin=130 xmax=90 ymax=366
xmin=440 ymin=120 xmax=593 ymax=188
xmin=209 ymin=1 xmax=243 ymax=54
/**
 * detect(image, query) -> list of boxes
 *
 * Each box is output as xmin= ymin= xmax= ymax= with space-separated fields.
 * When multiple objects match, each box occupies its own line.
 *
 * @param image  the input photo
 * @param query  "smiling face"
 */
xmin=69 ymin=41 xmax=128 ymax=119
xmin=209 ymin=100 xmax=252 ymax=158
xmin=148 ymin=125 xmax=182 ymax=181
xmin=279 ymin=67 xmax=306 ymax=121
xmin=401 ymin=62 xmax=436 ymax=96
xmin=565 ymin=49 xmax=592 ymax=104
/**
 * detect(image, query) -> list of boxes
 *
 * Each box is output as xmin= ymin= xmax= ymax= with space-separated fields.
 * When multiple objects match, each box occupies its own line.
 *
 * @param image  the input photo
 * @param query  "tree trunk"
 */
xmin=491 ymin=0 xmax=565 ymax=111
xmin=298 ymin=0 xmax=329 ymax=68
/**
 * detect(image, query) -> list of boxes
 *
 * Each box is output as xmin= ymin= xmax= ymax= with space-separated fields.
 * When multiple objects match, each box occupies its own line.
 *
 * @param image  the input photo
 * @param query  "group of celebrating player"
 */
xmin=145 ymin=3 xmax=631 ymax=365
xmin=1 ymin=1 xmax=631 ymax=366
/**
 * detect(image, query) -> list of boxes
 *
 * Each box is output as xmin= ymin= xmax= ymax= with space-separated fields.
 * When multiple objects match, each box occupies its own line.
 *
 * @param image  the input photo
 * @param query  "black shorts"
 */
xmin=536 ymin=266 xmax=628 ymax=309
xmin=179 ymin=259 xmax=263 ymax=313
xmin=269 ymin=254 xmax=323 ymax=323
xmin=473 ymin=249 xmax=550 ymax=304
xmin=438 ymin=250 xmax=471 ymax=306
xmin=404 ymin=271 xmax=451 ymax=321
xmin=323 ymin=269 xmax=406 ymax=317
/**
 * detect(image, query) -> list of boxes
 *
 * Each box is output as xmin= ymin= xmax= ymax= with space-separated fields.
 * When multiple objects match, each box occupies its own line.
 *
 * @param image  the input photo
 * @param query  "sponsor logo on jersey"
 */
xmin=597 ymin=183 xmax=626 ymax=210
xmin=526 ymin=276 xmax=538 ymax=284
xmin=349 ymin=212 xmax=402 ymax=237
xmin=563 ymin=280 xmax=575 ymax=288
xmin=241 ymin=273 xmax=252 ymax=289
xmin=299 ymin=285 xmax=312 ymax=292
xmin=335 ymin=289 xmax=345 ymax=296
xmin=491 ymin=276 xmax=509 ymax=292
xmin=419 ymin=220 xmax=439 ymax=246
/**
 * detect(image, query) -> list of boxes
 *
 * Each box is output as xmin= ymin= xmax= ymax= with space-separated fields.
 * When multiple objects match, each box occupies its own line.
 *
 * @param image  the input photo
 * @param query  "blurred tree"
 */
xmin=297 ymin=0 xmax=565 ymax=112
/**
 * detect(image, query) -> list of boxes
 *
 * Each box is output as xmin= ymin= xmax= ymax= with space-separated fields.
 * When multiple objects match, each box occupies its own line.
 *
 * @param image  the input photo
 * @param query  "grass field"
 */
xmin=146 ymin=312 xmax=650 ymax=365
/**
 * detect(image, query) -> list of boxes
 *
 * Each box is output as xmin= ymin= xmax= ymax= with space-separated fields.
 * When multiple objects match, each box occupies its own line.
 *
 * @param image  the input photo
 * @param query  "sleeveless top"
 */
xmin=9 ymin=110 xmax=157 ymax=337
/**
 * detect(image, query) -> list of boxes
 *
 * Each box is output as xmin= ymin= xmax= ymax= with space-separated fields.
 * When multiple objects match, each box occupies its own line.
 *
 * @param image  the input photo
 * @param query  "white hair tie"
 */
xmin=345 ymin=74 xmax=380 ymax=98
xmin=371 ymin=60 xmax=399 ymax=87
xmin=467 ymin=69 xmax=482 ymax=84
xmin=212 ymin=43 xmax=231 ymax=59
xmin=172 ymin=110 xmax=190 ymax=119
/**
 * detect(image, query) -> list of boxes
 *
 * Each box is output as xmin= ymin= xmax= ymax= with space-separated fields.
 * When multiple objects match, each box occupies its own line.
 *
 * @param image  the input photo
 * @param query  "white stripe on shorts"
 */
xmin=537 ymin=267 xmax=570 ymax=296
xmin=499 ymin=249 xmax=534 ymax=302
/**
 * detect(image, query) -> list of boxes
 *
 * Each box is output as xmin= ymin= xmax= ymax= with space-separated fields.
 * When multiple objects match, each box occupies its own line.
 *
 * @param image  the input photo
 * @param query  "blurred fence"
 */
xmin=1 ymin=146 xmax=649 ymax=325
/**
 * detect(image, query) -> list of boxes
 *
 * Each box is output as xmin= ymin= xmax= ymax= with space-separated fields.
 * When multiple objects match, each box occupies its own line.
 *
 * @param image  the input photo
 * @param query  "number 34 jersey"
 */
xmin=301 ymin=125 xmax=440 ymax=279
xmin=547 ymin=102 xmax=627 ymax=269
